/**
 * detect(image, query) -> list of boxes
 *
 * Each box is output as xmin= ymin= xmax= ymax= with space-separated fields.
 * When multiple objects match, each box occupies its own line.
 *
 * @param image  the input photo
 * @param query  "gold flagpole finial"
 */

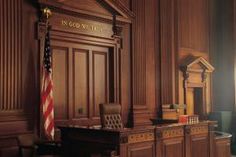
xmin=42 ymin=7 xmax=52 ymax=20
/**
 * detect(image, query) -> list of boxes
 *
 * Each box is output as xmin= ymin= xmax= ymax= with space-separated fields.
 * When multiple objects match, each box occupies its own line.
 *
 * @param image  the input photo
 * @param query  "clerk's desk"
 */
xmin=58 ymin=121 xmax=231 ymax=157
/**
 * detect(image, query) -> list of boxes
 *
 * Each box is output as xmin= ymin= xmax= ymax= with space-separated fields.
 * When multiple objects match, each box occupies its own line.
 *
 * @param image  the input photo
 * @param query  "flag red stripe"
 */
xmin=43 ymin=98 xmax=53 ymax=118
xmin=46 ymin=120 xmax=54 ymax=133
xmin=43 ymin=78 xmax=53 ymax=96
xmin=41 ymin=78 xmax=53 ymax=105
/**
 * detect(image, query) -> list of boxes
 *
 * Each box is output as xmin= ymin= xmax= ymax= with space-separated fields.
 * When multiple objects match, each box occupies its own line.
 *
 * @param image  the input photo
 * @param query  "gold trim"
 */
xmin=128 ymin=132 xmax=154 ymax=144
xmin=190 ymin=125 xmax=208 ymax=135
xmin=162 ymin=128 xmax=184 ymax=139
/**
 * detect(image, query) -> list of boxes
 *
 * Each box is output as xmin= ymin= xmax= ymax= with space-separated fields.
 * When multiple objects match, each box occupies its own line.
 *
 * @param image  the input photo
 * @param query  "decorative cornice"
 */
xmin=97 ymin=0 xmax=135 ymax=18
xmin=182 ymin=57 xmax=215 ymax=73
xmin=38 ymin=0 xmax=134 ymax=23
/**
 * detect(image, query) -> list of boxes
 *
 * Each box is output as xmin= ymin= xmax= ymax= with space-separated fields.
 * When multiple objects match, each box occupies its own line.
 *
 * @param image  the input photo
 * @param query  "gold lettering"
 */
xmin=61 ymin=20 xmax=68 ymax=26
xmin=75 ymin=23 xmax=80 ymax=28
xmin=69 ymin=21 xmax=73 ymax=27
xmin=61 ymin=19 xmax=104 ymax=33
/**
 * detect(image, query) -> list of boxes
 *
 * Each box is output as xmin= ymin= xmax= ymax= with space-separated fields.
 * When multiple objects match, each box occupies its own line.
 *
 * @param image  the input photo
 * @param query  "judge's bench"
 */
xmin=58 ymin=121 xmax=231 ymax=157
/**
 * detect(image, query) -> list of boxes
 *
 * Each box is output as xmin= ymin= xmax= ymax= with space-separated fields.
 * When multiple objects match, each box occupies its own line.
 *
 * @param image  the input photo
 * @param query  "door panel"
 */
xmin=93 ymin=51 xmax=108 ymax=117
xmin=163 ymin=138 xmax=184 ymax=157
xmin=191 ymin=135 xmax=208 ymax=157
xmin=73 ymin=49 xmax=89 ymax=118
xmin=52 ymin=47 xmax=69 ymax=120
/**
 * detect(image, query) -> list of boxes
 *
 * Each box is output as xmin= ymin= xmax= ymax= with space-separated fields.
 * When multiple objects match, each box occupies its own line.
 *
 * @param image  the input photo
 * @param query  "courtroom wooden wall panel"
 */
xmin=178 ymin=0 xmax=209 ymax=53
xmin=0 ymin=0 xmax=38 ymax=155
xmin=52 ymin=46 xmax=69 ymax=120
xmin=120 ymin=24 xmax=131 ymax=125
xmin=177 ymin=0 xmax=212 ymax=115
xmin=120 ymin=0 xmax=130 ymax=8
xmin=0 ymin=0 xmax=23 ymax=112
xmin=131 ymin=0 xmax=159 ymax=126
xmin=50 ymin=37 xmax=114 ymax=126
xmin=145 ymin=0 xmax=159 ymax=118
xmin=73 ymin=49 xmax=90 ymax=118
xmin=93 ymin=51 xmax=109 ymax=117
xmin=132 ymin=0 xmax=146 ymax=106
xmin=160 ymin=0 xmax=178 ymax=104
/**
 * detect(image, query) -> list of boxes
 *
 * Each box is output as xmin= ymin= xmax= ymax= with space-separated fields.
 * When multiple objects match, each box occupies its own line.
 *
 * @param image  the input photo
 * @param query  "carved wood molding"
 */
xmin=128 ymin=132 xmax=154 ymax=144
xmin=162 ymin=128 xmax=184 ymax=139
xmin=189 ymin=125 xmax=208 ymax=135
xmin=97 ymin=0 xmax=134 ymax=18
xmin=156 ymin=127 xmax=184 ymax=139
xmin=181 ymin=56 xmax=214 ymax=84
xmin=38 ymin=0 xmax=133 ymax=23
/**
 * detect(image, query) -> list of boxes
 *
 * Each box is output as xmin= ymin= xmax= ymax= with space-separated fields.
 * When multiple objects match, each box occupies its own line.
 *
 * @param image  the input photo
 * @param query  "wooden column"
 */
xmin=160 ymin=0 xmax=178 ymax=105
xmin=131 ymin=0 xmax=159 ymax=126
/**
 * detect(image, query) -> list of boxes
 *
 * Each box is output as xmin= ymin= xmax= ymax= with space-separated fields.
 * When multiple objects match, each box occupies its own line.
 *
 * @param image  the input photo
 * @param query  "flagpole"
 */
xmin=42 ymin=7 xmax=52 ymax=31
xmin=40 ymin=7 xmax=53 ymax=140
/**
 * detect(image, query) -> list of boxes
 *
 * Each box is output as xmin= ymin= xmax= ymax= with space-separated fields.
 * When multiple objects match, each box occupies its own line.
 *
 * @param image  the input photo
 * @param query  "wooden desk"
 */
xmin=59 ymin=121 xmax=230 ymax=157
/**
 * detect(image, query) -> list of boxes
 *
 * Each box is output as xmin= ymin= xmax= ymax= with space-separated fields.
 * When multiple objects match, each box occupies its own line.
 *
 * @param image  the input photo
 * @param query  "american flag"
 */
xmin=41 ymin=29 xmax=54 ymax=140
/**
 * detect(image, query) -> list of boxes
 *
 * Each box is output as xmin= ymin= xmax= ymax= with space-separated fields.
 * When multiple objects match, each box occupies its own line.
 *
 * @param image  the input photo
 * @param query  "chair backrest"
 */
xmin=99 ymin=103 xmax=123 ymax=129
xmin=17 ymin=134 xmax=38 ymax=147
xmin=17 ymin=134 xmax=38 ymax=157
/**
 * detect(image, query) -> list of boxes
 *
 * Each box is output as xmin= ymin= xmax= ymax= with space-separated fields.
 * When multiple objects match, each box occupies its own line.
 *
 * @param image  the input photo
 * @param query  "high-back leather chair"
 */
xmin=99 ymin=103 xmax=123 ymax=129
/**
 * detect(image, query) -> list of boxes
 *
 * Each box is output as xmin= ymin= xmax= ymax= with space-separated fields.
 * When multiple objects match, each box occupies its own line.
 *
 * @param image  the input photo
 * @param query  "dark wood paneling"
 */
xmin=0 ymin=0 xmax=38 ymax=155
xmin=163 ymin=138 xmax=184 ymax=157
xmin=51 ymin=38 xmax=111 ymax=125
xmin=52 ymin=46 xmax=69 ymax=120
xmin=191 ymin=135 xmax=209 ymax=157
xmin=73 ymin=49 xmax=90 ymax=118
xmin=156 ymin=126 xmax=185 ymax=157
xmin=0 ymin=0 xmax=22 ymax=111
xmin=120 ymin=0 xmax=130 ymax=7
xmin=93 ymin=51 xmax=109 ymax=117
xmin=120 ymin=24 xmax=131 ymax=125
xmin=145 ymin=0 xmax=158 ymax=118
xmin=178 ymin=0 xmax=212 ymax=109
xmin=179 ymin=0 xmax=209 ymax=53
xmin=59 ymin=0 xmax=111 ymax=16
xmin=0 ymin=146 xmax=18 ymax=157
xmin=160 ymin=0 xmax=177 ymax=104
xmin=128 ymin=142 xmax=155 ymax=157
xmin=132 ymin=0 xmax=146 ymax=106
xmin=215 ymin=138 xmax=231 ymax=157
xmin=131 ymin=0 xmax=159 ymax=126
xmin=185 ymin=124 xmax=209 ymax=157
